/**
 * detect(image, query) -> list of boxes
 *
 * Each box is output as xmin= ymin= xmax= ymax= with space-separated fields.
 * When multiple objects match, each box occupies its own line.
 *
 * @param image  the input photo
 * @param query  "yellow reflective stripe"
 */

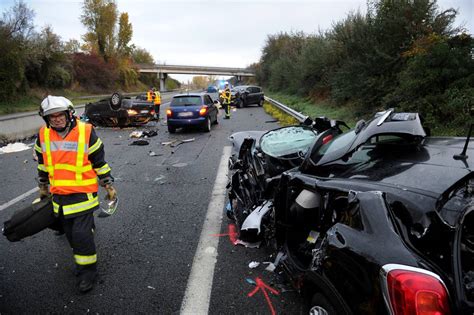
xmin=44 ymin=128 xmax=54 ymax=175
xmin=76 ymin=122 xmax=86 ymax=181
xmin=37 ymin=164 xmax=48 ymax=172
xmin=50 ymin=178 xmax=98 ymax=187
xmin=52 ymin=201 xmax=60 ymax=214
xmin=54 ymin=164 xmax=92 ymax=172
xmin=74 ymin=254 xmax=97 ymax=265
xmin=34 ymin=143 xmax=42 ymax=153
xmin=94 ymin=163 xmax=111 ymax=175
xmin=88 ymin=138 xmax=102 ymax=155
xmin=62 ymin=195 xmax=99 ymax=215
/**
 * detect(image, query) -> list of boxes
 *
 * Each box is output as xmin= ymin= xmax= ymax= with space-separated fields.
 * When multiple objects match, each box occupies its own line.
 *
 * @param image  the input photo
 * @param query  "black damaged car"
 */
xmin=273 ymin=111 xmax=473 ymax=314
xmin=84 ymin=92 xmax=155 ymax=127
xmin=227 ymin=109 xmax=473 ymax=314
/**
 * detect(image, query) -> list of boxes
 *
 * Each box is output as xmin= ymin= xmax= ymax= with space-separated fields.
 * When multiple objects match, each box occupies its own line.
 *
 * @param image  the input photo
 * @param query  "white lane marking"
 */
xmin=180 ymin=146 xmax=231 ymax=315
xmin=0 ymin=187 xmax=38 ymax=212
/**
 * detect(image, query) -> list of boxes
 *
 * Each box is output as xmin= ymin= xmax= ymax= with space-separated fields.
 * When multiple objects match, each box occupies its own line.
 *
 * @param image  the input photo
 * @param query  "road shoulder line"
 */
xmin=180 ymin=146 xmax=231 ymax=315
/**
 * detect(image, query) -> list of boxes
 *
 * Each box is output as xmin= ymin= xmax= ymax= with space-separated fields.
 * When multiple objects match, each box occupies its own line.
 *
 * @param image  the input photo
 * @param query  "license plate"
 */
xmin=140 ymin=110 xmax=149 ymax=114
xmin=178 ymin=112 xmax=193 ymax=117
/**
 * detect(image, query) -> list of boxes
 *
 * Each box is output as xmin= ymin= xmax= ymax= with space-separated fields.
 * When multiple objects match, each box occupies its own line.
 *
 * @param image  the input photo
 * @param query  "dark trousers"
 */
xmin=59 ymin=211 xmax=97 ymax=280
xmin=154 ymin=104 xmax=160 ymax=119
xmin=224 ymin=103 xmax=231 ymax=118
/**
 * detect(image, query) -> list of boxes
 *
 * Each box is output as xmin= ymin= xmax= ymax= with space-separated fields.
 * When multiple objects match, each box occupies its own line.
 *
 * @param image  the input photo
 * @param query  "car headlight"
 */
xmin=127 ymin=109 xmax=138 ymax=116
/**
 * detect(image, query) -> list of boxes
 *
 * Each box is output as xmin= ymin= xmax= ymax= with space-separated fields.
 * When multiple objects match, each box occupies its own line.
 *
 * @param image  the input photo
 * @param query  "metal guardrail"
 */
xmin=264 ymin=96 xmax=309 ymax=123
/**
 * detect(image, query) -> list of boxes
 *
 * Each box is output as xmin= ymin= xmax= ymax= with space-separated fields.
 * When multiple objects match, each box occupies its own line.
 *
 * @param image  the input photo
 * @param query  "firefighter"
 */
xmin=146 ymin=87 xmax=155 ymax=102
xmin=35 ymin=96 xmax=116 ymax=293
xmin=153 ymin=88 xmax=161 ymax=120
xmin=220 ymin=84 xmax=232 ymax=119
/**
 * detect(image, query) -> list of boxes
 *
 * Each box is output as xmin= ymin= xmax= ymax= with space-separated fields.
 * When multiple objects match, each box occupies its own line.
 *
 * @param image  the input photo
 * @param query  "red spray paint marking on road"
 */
xmin=210 ymin=223 xmax=238 ymax=244
xmin=247 ymin=277 xmax=280 ymax=315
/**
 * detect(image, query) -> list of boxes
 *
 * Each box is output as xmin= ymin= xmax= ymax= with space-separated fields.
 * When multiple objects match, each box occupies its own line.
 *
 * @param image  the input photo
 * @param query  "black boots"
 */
xmin=77 ymin=272 xmax=97 ymax=293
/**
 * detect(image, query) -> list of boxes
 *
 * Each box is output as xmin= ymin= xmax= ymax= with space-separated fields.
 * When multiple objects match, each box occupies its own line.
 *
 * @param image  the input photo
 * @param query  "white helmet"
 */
xmin=40 ymin=95 xmax=74 ymax=117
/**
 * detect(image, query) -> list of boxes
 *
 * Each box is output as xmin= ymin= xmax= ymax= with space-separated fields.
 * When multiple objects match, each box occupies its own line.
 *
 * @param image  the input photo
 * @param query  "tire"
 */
xmin=168 ymin=125 xmax=176 ymax=133
xmin=258 ymin=98 xmax=264 ymax=107
xmin=309 ymin=293 xmax=336 ymax=315
xmin=110 ymin=92 xmax=122 ymax=110
xmin=236 ymin=99 xmax=243 ymax=108
xmin=203 ymin=117 xmax=211 ymax=132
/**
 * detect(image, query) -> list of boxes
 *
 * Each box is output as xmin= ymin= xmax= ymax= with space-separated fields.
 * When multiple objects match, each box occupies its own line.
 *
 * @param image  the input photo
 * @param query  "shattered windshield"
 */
xmin=260 ymin=126 xmax=318 ymax=158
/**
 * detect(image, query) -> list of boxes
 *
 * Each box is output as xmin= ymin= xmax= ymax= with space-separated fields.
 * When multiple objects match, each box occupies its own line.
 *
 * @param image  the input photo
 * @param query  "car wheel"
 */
xmin=110 ymin=92 xmax=122 ymax=110
xmin=236 ymin=99 xmax=243 ymax=108
xmin=203 ymin=117 xmax=211 ymax=132
xmin=309 ymin=293 xmax=336 ymax=315
xmin=168 ymin=125 xmax=176 ymax=133
xmin=258 ymin=98 xmax=264 ymax=107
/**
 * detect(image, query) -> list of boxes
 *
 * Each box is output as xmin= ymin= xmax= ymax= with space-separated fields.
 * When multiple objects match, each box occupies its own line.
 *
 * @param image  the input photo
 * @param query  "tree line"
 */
xmin=0 ymin=0 xmax=178 ymax=104
xmin=255 ymin=0 xmax=473 ymax=132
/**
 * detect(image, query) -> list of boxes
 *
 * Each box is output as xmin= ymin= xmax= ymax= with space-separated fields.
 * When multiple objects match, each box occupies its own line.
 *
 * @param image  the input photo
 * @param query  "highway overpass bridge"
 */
xmin=136 ymin=64 xmax=255 ymax=91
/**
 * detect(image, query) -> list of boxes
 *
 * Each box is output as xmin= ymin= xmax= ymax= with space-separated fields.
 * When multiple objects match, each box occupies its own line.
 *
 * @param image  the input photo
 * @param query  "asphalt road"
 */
xmin=0 ymin=102 xmax=304 ymax=314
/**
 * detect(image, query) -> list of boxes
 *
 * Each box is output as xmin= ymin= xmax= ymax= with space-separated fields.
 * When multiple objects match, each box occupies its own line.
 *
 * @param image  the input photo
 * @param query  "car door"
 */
xmin=204 ymin=95 xmax=216 ymax=122
xmin=248 ymin=87 xmax=258 ymax=104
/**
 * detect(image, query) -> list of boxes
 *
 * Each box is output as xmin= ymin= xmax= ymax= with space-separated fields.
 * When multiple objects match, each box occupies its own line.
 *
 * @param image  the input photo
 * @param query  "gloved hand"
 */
xmin=105 ymin=184 xmax=117 ymax=201
xmin=38 ymin=183 xmax=50 ymax=199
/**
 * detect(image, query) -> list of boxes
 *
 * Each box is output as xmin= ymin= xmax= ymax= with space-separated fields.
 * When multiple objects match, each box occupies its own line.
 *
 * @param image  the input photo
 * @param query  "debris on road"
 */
xmin=235 ymin=239 xmax=261 ymax=248
xmin=263 ymin=262 xmax=276 ymax=272
xmin=248 ymin=261 xmax=260 ymax=269
xmin=161 ymin=138 xmax=195 ymax=148
xmin=143 ymin=130 xmax=158 ymax=137
xmin=129 ymin=131 xmax=143 ymax=138
xmin=0 ymin=142 xmax=31 ymax=154
xmin=130 ymin=129 xmax=158 ymax=138
xmin=149 ymin=151 xmax=158 ymax=156
xmin=130 ymin=140 xmax=149 ymax=146
xmin=147 ymin=286 xmax=156 ymax=290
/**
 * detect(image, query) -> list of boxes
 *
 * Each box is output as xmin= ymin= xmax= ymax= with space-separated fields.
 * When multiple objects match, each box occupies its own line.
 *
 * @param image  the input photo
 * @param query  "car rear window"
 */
xmin=170 ymin=96 xmax=202 ymax=107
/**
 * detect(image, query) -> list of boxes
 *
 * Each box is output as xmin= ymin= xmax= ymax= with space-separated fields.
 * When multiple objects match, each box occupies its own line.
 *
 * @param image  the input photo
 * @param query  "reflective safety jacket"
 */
xmin=220 ymin=88 xmax=231 ymax=104
xmin=153 ymin=91 xmax=161 ymax=105
xmin=35 ymin=120 xmax=112 ymax=218
xmin=147 ymin=90 xmax=154 ymax=102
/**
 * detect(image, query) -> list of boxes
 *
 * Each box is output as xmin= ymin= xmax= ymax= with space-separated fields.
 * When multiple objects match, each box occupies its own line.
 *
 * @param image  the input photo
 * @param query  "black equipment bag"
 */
xmin=3 ymin=198 xmax=59 ymax=242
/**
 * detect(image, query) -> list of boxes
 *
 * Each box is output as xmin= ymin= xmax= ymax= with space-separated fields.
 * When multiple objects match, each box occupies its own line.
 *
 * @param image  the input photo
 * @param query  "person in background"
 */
xmin=152 ymin=88 xmax=161 ymax=120
xmin=35 ymin=96 xmax=116 ymax=293
xmin=220 ymin=84 xmax=232 ymax=119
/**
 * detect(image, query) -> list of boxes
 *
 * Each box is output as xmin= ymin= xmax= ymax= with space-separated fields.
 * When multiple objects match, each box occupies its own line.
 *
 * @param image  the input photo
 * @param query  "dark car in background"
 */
xmin=166 ymin=93 xmax=219 ymax=133
xmin=273 ymin=111 xmax=474 ymax=314
xmin=84 ymin=92 xmax=155 ymax=127
xmin=206 ymin=85 xmax=219 ymax=102
xmin=231 ymin=85 xmax=265 ymax=108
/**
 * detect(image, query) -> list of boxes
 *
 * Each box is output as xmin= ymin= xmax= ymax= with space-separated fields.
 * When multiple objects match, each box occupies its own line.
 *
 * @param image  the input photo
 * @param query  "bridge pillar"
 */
xmin=236 ymin=75 xmax=242 ymax=84
xmin=158 ymin=72 xmax=168 ymax=92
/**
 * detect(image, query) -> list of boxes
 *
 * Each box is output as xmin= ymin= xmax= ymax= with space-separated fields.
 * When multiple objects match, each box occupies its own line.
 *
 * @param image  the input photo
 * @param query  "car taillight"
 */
xmin=322 ymin=134 xmax=333 ymax=144
xmin=382 ymin=264 xmax=451 ymax=315
xmin=166 ymin=109 xmax=172 ymax=117
xmin=199 ymin=106 xmax=208 ymax=116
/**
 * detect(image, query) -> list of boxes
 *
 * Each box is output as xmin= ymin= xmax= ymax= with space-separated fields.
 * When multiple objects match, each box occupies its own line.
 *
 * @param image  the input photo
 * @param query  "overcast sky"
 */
xmin=1 ymin=0 xmax=472 ymax=82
